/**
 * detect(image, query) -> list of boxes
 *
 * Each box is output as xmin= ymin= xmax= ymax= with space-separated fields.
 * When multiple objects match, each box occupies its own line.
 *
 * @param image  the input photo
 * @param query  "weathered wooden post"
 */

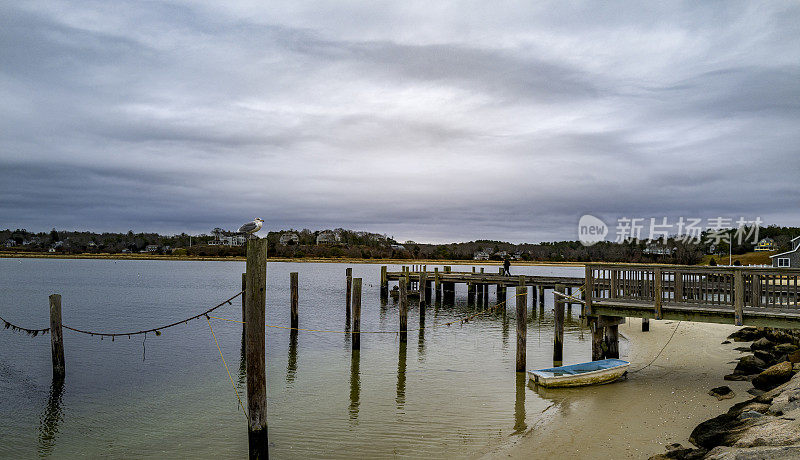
xmin=516 ymin=276 xmax=527 ymax=372
xmin=674 ymin=270 xmax=684 ymax=303
xmin=604 ymin=317 xmax=620 ymax=359
xmin=584 ymin=266 xmax=594 ymax=316
xmin=734 ymin=269 xmax=744 ymax=326
xmin=346 ymin=268 xmax=353 ymax=318
xmin=752 ymin=273 xmax=762 ymax=308
xmin=419 ymin=272 xmax=427 ymax=316
xmin=352 ymin=278 xmax=362 ymax=350
xmin=242 ymin=273 xmax=247 ymax=323
xmin=245 ymin=238 xmax=268 ymax=459
xmin=399 ymin=278 xmax=408 ymax=343
xmin=531 ymin=285 xmax=537 ymax=307
xmin=538 ymin=286 xmax=545 ymax=309
xmin=654 ymin=267 xmax=663 ymax=320
xmin=49 ymin=294 xmax=65 ymax=380
xmin=380 ymin=266 xmax=388 ymax=299
xmin=590 ymin=318 xmax=604 ymax=361
xmin=642 ymin=318 xmax=650 ymax=332
xmin=553 ymin=284 xmax=565 ymax=367
xmin=610 ymin=269 xmax=618 ymax=299
xmin=467 ymin=282 xmax=475 ymax=304
xmin=290 ymin=272 xmax=299 ymax=329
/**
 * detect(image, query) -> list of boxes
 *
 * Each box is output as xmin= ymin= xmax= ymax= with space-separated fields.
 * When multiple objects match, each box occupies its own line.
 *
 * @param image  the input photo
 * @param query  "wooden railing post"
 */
xmin=653 ymin=268 xmax=663 ymax=320
xmin=290 ymin=272 xmax=299 ymax=329
xmin=734 ymin=269 xmax=744 ymax=326
xmin=584 ymin=266 xmax=594 ymax=315
xmin=674 ymin=270 xmax=684 ymax=303
xmin=553 ymin=284 xmax=565 ymax=367
xmin=752 ymin=274 xmax=762 ymax=308
xmin=516 ymin=278 xmax=527 ymax=372
xmin=49 ymin=294 xmax=65 ymax=380
xmin=245 ymin=238 xmax=268 ymax=459
xmin=609 ymin=269 xmax=618 ymax=299
xmin=352 ymin=278 xmax=362 ymax=350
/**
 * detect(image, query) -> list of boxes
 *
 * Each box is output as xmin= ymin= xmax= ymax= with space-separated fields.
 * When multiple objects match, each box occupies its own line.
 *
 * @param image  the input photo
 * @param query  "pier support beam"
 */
xmin=352 ymin=278 xmax=362 ymax=350
xmin=290 ymin=272 xmax=298 ymax=329
xmin=642 ymin=318 xmax=650 ymax=332
xmin=245 ymin=238 xmax=268 ymax=460
xmin=399 ymin=278 xmax=408 ymax=343
xmin=380 ymin=266 xmax=388 ymax=300
xmin=590 ymin=318 xmax=604 ymax=361
xmin=553 ymin=284 xmax=565 ymax=367
xmin=516 ymin=279 xmax=527 ymax=372
xmin=49 ymin=294 xmax=65 ymax=381
xmin=346 ymin=268 xmax=353 ymax=319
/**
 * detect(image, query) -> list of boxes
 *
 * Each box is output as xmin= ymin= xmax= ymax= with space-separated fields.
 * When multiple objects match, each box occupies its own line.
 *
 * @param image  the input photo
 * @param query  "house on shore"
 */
xmin=755 ymin=238 xmax=776 ymax=251
xmin=473 ymin=251 xmax=490 ymax=260
xmin=771 ymin=236 xmax=800 ymax=268
xmin=279 ymin=233 xmax=299 ymax=246
xmin=316 ymin=231 xmax=340 ymax=245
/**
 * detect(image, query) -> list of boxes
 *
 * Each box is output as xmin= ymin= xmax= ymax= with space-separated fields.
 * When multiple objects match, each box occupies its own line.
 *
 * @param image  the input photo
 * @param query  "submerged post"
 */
xmin=380 ymin=266 xmax=388 ymax=299
xmin=290 ymin=272 xmax=299 ymax=329
xmin=346 ymin=268 xmax=353 ymax=318
xmin=516 ymin=278 xmax=527 ymax=372
xmin=399 ymin=278 xmax=408 ymax=343
xmin=553 ymin=284 xmax=565 ymax=367
xmin=49 ymin=294 xmax=65 ymax=380
xmin=245 ymin=238 xmax=268 ymax=459
xmin=352 ymin=278 xmax=362 ymax=351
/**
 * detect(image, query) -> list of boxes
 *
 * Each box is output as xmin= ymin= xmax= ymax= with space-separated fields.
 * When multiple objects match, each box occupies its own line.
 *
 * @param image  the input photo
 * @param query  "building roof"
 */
xmin=770 ymin=245 xmax=800 ymax=258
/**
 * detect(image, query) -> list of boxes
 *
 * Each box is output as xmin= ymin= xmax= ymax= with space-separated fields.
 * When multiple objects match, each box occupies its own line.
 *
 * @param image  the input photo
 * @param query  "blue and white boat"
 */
xmin=528 ymin=359 xmax=629 ymax=388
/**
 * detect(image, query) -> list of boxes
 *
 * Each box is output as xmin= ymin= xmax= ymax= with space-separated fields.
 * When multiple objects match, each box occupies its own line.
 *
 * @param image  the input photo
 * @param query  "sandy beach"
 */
xmin=485 ymin=320 xmax=752 ymax=459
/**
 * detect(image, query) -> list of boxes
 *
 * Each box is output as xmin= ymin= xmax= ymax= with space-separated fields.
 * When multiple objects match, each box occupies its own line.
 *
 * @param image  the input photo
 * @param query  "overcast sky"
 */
xmin=1 ymin=1 xmax=799 ymax=243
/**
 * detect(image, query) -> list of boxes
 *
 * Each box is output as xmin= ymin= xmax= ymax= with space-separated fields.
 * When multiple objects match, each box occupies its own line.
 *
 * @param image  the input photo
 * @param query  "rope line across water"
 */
xmin=0 ymin=314 xmax=50 ymax=337
xmin=60 ymin=291 xmax=244 ymax=338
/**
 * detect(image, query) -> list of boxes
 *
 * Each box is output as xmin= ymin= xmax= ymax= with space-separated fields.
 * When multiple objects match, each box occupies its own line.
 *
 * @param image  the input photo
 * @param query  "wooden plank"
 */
xmin=245 ymin=238 xmax=268 ymax=459
xmin=49 ymin=294 xmax=65 ymax=380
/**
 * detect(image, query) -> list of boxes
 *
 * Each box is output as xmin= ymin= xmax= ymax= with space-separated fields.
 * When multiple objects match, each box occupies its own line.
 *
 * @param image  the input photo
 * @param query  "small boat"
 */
xmin=528 ymin=359 xmax=629 ymax=388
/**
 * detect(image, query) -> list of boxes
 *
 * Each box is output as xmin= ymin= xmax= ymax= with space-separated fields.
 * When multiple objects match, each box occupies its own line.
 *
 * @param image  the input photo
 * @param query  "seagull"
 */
xmin=239 ymin=218 xmax=264 ymax=238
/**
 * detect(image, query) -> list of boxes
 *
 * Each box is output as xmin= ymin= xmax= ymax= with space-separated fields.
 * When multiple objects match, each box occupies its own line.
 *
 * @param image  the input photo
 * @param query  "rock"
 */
xmin=728 ymin=327 xmax=763 ymax=342
xmin=710 ymin=386 xmax=736 ymax=400
xmin=734 ymin=355 xmax=766 ymax=375
xmin=753 ymin=350 xmax=776 ymax=365
xmin=747 ymin=388 xmax=766 ymax=397
xmin=788 ymin=350 xmax=800 ymax=363
xmin=734 ymin=346 xmax=753 ymax=352
xmin=726 ymin=374 xmax=755 ymax=381
xmin=705 ymin=445 xmax=800 ymax=459
xmin=751 ymin=337 xmax=774 ymax=351
xmin=766 ymin=330 xmax=795 ymax=344
xmin=721 ymin=340 xmax=731 ymax=344
xmin=648 ymin=444 xmax=707 ymax=459
xmin=738 ymin=410 xmax=764 ymax=420
xmin=753 ymin=361 xmax=795 ymax=391
xmin=776 ymin=343 xmax=798 ymax=354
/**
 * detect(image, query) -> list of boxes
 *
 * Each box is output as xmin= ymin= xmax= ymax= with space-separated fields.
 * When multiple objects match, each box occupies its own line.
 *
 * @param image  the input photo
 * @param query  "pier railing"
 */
xmin=586 ymin=263 xmax=800 ymax=326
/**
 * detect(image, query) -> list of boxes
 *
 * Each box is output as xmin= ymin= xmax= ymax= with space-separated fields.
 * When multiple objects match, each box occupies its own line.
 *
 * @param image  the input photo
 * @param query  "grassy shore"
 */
xmin=0 ymin=251 xmax=584 ymax=266
xmin=699 ymin=251 xmax=776 ymax=266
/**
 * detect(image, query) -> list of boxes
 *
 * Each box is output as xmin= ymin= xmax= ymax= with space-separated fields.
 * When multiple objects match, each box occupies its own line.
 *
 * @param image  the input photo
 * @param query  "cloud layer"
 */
xmin=1 ymin=1 xmax=799 ymax=242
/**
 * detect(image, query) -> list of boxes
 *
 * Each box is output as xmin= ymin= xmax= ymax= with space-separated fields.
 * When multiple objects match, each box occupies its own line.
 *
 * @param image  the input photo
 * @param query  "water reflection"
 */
xmin=287 ymin=331 xmax=298 ymax=384
xmin=396 ymin=342 xmax=407 ymax=411
xmin=513 ymin=372 xmax=527 ymax=434
xmin=349 ymin=350 xmax=360 ymax=424
xmin=38 ymin=378 xmax=65 ymax=457
xmin=417 ymin=314 xmax=426 ymax=362
xmin=238 ymin=330 xmax=246 ymax=388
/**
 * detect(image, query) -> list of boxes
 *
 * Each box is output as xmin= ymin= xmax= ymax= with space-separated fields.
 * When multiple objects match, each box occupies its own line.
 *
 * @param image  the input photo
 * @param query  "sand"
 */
xmin=484 ymin=320 xmax=752 ymax=459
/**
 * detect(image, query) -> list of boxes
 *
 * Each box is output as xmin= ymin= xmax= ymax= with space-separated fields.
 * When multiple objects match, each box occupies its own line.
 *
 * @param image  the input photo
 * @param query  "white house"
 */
xmin=279 ymin=233 xmax=299 ymax=246
xmin=316 ymin=231 xmax=340 ymax=245
xmin=145 ymin=244 xmax=159 ymax=252
xmin=771 ymin=236 xmax=800 ymax=268
xmin=473 ymin=251 xmax=490 ymax=260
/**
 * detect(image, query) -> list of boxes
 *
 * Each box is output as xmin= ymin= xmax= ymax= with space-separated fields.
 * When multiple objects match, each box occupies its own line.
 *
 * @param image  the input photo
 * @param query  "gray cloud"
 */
xmin=1 ymin=1 xmax=799 ymax=243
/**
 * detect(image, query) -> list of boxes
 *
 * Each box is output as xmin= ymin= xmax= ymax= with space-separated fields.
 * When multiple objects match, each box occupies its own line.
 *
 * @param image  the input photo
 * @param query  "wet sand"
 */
xmin=485 ymin=320 xmax=751 ymax=459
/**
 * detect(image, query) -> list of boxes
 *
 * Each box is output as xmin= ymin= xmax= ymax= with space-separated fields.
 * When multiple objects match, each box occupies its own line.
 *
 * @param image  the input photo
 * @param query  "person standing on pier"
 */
xmin=503 ymin=257 xmax=511 ymax=276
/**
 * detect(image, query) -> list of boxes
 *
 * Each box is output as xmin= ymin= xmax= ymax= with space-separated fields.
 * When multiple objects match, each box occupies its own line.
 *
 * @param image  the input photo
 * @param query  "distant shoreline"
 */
xmin=0 ymin=251 xmax=584 ymax=266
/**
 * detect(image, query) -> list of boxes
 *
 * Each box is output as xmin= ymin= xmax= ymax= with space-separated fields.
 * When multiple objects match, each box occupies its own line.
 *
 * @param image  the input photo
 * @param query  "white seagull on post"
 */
xmin=239 ymin=218 xmax=264 ymax=239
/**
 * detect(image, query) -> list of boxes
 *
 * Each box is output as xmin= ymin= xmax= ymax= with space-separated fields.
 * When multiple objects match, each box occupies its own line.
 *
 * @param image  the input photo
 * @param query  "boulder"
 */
xmin=752 ymin=361 xmax=794 ymax=391
xmin=728 ymin=327 xmax=763 ymax=342
xmin=788 ymin=350 xmax=800 ymax=363
xmin=705 ymin=445 xmax=800 ymax=459
xmin=709 ymin=386 xmax=735 ymax=401
xmin=753 ymin=350 xmax=776 ymax=365
xmin=734 ymin=355 xmax=766 ymax=375
xmin=766 ymin=329 xmax=795 ymax=344
xmin=751 ymin=337 xmax=774 ymax=351
xmin=776 ymin=343 xmax=798 ymax=354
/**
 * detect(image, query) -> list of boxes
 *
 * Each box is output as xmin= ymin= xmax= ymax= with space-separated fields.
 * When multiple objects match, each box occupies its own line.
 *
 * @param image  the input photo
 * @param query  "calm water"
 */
xmin=0 ymin=259 xmax=614 ymax=459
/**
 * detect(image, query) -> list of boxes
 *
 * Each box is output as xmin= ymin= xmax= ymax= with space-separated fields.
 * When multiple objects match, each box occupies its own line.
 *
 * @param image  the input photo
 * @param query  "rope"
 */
xmin=0 ymin=314 xmax=49 ymax=337
xmin=61 ymin=291 xmax=243 ymax=338
xmin=205 ymin=315 xmax=247 ymax=419
xmin=209 ymin=292 xmax=526 ymax=334
xmin=630 ymin=321 xmax=682 ymax=373
xmin=553 ymin=291 xmax=586 ymax=304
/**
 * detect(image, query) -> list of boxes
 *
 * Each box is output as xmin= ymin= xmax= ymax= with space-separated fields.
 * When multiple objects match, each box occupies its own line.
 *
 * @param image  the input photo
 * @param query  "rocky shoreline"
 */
xmin=651 ymin=327 xmax=800 ymax=459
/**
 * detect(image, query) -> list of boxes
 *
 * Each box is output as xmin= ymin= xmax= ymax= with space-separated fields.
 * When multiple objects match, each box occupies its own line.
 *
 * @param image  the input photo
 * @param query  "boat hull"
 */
xmin=528 ymin=359 xmax=629 ymax=388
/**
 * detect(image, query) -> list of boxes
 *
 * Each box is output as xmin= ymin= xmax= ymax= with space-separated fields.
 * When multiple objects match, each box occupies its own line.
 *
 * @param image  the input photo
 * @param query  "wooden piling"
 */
xmin=654 ymin=267 xmax=663 ymax=320
xmin=241 ymin=273 xmax=247 ymax=323
xmin=346 ymin=268 xmax=353 ymax=318
xmin=605 ymin=321 xmax=619 ymax=359
xmin=516 ymin=277 xmax=527 ymax=372
xmin=380 ymin=266 xmax=388 ymax=298
xmin=553 ymin=284 xmax=565 ymax=366
xmin=419 ymin=272 xmax=427 ymax=311
xmin=352 ymin=278 xmax=362 ymax=350
xmin=590 ymin=318 xmax=604 ymax=361
xmin=245 ymin=238 xmax=268 ymax=459
xmin=734 ymin=269 xmax=744 ymax=326
xmin=584 ymin=266 xmax=594 ymax=315
xmin=399 ymin=278 xmax=408 ymax=343
xmin=290 ymin=272 xmax=299 ymax=329
xmin=49 ymin=294 xmax=65 ymax=380
xmin=531 ymin=285 xmax=537 ymax=307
